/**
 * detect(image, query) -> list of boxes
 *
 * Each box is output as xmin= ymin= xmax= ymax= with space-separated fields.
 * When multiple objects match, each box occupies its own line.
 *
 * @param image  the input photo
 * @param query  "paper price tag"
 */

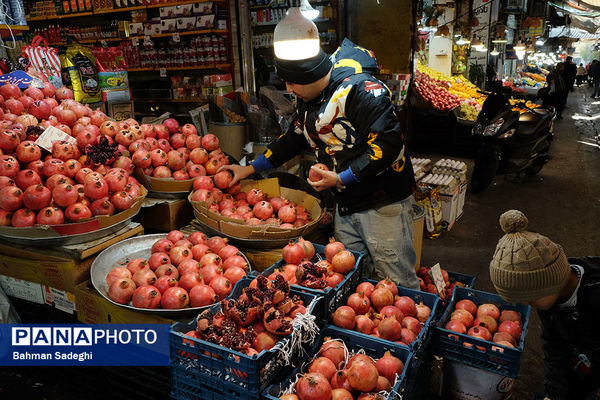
xmin=131 ymin=36 xmax=139 ymax=46
xmin=35 ymin=126 xmax=77 ymax=152
xmin=159 ymin=67 xmax=167 ymax=77
xmin=143 ymin=35 xmax=152 ymax=46
xmin=430 ymin=263 xmax=447 ymax=299
xmin=172 ymin=32 xmax=180 ymax=43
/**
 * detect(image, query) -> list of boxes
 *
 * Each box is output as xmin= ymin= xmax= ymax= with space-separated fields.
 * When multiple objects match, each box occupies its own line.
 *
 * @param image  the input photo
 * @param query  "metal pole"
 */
xmin=238 ymin=0 xmax=256 ymax=94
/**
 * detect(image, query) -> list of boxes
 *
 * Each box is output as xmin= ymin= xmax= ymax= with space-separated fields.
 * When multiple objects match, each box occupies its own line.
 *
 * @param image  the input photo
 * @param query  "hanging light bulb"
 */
xmin=299 ymin=0 xmax=319 ymax=20
xmin=273 ymin=7 xmax=320 ymax=60
xmin=514 ymin=38 xmax=526 ymax=51
xmin=490 ymin=46 xmax=500 ymax=56
xmin=478 ymin=44 xmax=488 ymax=52
xmin=536 ymin=38 xmax=545 ymax=46
xmin=456 ymin=36 xmax=467 ymax=45
xmin=492 ymin=36 xmax=508 ymax=43
xmin=471 ymin=35 xmax=484 ymax=50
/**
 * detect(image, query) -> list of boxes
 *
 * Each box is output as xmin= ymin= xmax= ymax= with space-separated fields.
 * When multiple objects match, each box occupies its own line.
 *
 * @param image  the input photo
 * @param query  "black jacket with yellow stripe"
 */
xmin=264 ymin=38 xmax=415 ymax=215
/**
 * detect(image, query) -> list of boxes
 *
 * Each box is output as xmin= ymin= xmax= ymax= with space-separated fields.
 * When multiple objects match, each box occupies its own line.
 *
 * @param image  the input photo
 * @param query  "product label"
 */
xmin=430 ymin=263 xmax=447 ymax=299
xmin=72 ymin=53 xmax=99 ymax=96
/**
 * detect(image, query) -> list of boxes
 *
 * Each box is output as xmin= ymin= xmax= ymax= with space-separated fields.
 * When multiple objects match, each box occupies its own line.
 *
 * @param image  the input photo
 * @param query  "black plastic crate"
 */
xmin=434 ymin=287 xmax=531 ymax=378
xmin=262 ymin=325 xmax=413 ymax=400
xmin=170 ymin=277 xmax=323 ymax=400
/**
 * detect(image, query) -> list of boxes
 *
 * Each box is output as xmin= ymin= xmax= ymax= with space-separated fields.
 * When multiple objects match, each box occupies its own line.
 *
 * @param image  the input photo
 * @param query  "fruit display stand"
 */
xmin=263 ymin=326 xmax=413 ymax=400
xmin=170 ymin=277 xmax=323 ymax=400
xmin=0 ymin=221 xmax=143 ymax=294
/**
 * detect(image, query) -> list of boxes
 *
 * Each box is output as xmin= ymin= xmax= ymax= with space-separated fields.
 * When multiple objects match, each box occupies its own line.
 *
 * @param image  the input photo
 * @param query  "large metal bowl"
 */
xmin=90 ymin=233 xmax=252 ymax=316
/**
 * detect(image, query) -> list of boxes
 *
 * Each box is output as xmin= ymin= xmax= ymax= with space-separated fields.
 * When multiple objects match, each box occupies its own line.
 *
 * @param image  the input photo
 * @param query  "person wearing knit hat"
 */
xmin=221 ymin=34 xmax=418 ymax=289
xmin=490 ymin=209 xmax=600 ymax=400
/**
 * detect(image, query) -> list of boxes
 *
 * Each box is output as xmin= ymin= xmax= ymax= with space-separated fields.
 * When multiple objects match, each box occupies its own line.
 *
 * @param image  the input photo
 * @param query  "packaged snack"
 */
xmin=63 ymin=44 xmax=101 ymax=103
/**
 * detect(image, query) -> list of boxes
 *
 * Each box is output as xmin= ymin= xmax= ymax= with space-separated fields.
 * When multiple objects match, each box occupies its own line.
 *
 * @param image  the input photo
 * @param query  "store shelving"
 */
xmin=126 ymin=64 xmax=231 ymax=73
xmin=130 ymin=29 xmax=227 ymax=40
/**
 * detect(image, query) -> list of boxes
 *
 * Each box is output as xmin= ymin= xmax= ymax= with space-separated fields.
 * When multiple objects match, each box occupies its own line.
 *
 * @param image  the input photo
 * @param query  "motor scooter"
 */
xmin=470 ymin=84 xmax=555 ymax=193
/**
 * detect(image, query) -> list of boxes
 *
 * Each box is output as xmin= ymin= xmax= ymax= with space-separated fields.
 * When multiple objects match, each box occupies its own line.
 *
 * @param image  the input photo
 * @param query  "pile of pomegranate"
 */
xmin=128 ymin=118 xmax=227 ymax=180
xmin=105 ymin=230 xmax=249 ymax=310
xmin=266 ymin=237 xmax=356 ymax=290
xmin=444 ymin=298 xmax=523 ymax=348
xmin=191 ymin=177 xmax=315 ymax=228
xmin=180 ymin=274 xmax=307 ymax=356
xmin=279 ymin=337 xmax=405 ymax=400
xmin=331 ymin=279 xmax=432 ymax=346
xmin=417 ymin=266 xmax=467 ymax=298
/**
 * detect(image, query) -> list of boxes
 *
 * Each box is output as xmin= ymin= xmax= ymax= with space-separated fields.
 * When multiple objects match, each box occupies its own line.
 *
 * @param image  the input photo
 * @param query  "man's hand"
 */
xmin=218 ymin=164 xmax=255 ymax=187
xmin=307 ymin=166 xmax=338 ymax=192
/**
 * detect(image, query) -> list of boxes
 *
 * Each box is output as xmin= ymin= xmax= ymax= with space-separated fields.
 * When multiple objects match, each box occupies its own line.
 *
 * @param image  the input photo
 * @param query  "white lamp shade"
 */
xmin=274 ymin=7 xmax=320 ymax=60
xmin=299 ymin=0 xmax=319 ymax=20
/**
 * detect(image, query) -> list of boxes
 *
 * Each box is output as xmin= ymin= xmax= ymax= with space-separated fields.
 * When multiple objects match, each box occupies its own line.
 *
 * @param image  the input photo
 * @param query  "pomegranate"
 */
xmin=206 ymin=236 xmax=228 ymax=253
xmin=152 ymin=238 xmax=174 ymax=254
xmin=106 ymin=267 xmax=132 ymax=287
xmin=325 ymin=238 xmax=345 ymax=262
xmin=246 ymin=188 xmax=266 ymax=206
xmin=55 ymin=87 xmax=74 ymax=100
xmin=379 ymin=305 xmax=404 ymax=321
xmin=189 ymin=284 xmax=218 ymax=307
xmin=63 ymin=159 xmax=82 ymax=178
xmin=0 ymin=130 xmax=20 ymax=152
xmin=499 ymin=310 xmax=521 ymax=324
xmin=347 ymin=292 xmax=371 ymax=314
xmin=474 ymin=315 xmax=498 ymax=334
xmin=477 ymin=303 xmax=500 ymax=320
xmin=0 ymin=186 xmax=23 ymax=213
xmin=178 ymin=272 xmax=204 ymax=293
xmin=126 ymin=258 xmax=149 ymax=275
xmin=169 ymin=246 xmax=193 ymax=266
xmin=295 ymin=372 xmax=331 ymax=400
xmin=204 ymin=159 xmax=220 ymax=175
xmin=498 ymin=320 xmax=522 ymax=340
xmin=282 ymin=241 xmax=304 ymax=264
xmin=445 ymin=319 xmax=467 ymax=334
xmin=90 ymin=197 xmax=115 ymax=216
xmin=347 ymin=357 xmax=378 ymax=392
xmin=15 ymin=170 xmax=41 ymax=190
xmin=0 ymin=176 xmax=14 ymax=189
xmin=297 ymin=237 xmax=315 ymax=260
xmin=318 ymin=339 xmax=346 ymax=368
xmin=376 ymin=350 xmax=404 ymax=384
xmin=356 ymin=281 xmax=375 ymax=298
xmin=251 ymin=201 xmax=272 ymax=220
xmin=132 ymin=268 xmax=158 ymax=287
xmin=177 ymin=259 xmax=201 ymax=276
xmin=65 ymin=203 xmax=92 ymax=222
xmin=326 ymin=272 xmax=344 ymax=288
xmin=308 ymin=357 xmax=337 ymax=382
xmin=188 ymin=232 xmax=207 ymax=245
xmin=36 ymin=206 xmax=65 ymax=225
xmin=132 ymin=285 xmax=161 ymax=309
xmin=111 ymin=191 xmax=135 ymax=211
xmin=162 ymin=118 xmax=180 ymax=134
xmin=252 ymin=331 xmax=277 ymax=352
xmin=450 ymin=309 xmax=474 ymax=328
xmin=394 ymin=296 xmax=417 ymax=318
xmin=223 ymin=266 xmax=246 ymax=286
xmin=199 ymin=263 xmax=222 ymax=284
xmin=415 ymin=302 xmax=431 ymax=323
xmin=161 ymin=287 xmax=189 ymax=309
xmin=22 ymin=184 xmax=51 ymax=210
xmin=331 ymin=250 xmax=355 ymax=274
xmin=468 ymin=326 xmax=492 ymax=341
xmin=332 ymin=306 xmax=356 ymax=330
xmin=15 ymin=141 xmax=41 ymax=164
xmin=0 ymin=83 xmax=20 ymax=99
xmin=308 ymin=163 xmax=329 ymax=182
xmin=5 ymin=98 xmax=24 ymax=115
xmin=108 ymin=278 xmax=136 ymax=304
xmin=209 ymin=276 xmax=233 ymax=300
xmin=11 ymin=209 xmax=36 ymax=227
xmin=201 ymin=133 xmax=219 ymax=151
xmin=154 ymin=276 xmax=179 ymax=295
xmin=217 ymin=244 xmax=240 ymax=261
xmin=378 ymin=315 xmax=402 ymax=341
xmin=148 ymin=253 xmax=170 ymax=271
xmin=493 ymin=331 xmax=518 ymax=347
xmin=371 ymin=288 xmax=394 ymax=311
xmin=83 ymin=179 xmax=109 ymax=200
xmin=455 ymin=299 xmax=478 ymax=316
xmin=355 ymin=315 xmax=375 ymax=334
xmin=213 ymin=170 xmax=233 ymax=190
xmin=0 ymin=210 xmax=12 ymax=226
xmin=52 ymin=184 xmax=79 ymax=207
xmin=190 ymin=148 xmax=209 ymax=165
xmin=223 ymin=254 xmax=248 ymax=271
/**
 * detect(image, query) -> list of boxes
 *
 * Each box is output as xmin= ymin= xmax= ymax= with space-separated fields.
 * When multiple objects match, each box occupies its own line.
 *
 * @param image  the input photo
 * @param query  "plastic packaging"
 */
xmin=63 ymin=44 xmax=101 ymax=103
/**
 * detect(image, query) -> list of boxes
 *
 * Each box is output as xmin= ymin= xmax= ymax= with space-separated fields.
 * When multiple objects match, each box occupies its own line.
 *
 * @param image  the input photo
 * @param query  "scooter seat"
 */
xmin=517 ymin=111 xmax=552 ymax=135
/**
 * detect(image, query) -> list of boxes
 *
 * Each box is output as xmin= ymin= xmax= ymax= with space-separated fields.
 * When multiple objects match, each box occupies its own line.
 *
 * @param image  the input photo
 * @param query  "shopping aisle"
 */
xmin=420 ymin=86 xmax=600 ymax=398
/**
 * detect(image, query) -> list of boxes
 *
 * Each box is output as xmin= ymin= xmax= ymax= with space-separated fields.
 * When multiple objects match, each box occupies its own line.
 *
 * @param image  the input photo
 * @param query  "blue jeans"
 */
xmin=334 ymin=196 xmax=419 ymax=290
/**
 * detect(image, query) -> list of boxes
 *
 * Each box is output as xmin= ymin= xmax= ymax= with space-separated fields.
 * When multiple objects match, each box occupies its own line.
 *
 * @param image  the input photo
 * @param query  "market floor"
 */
xmin=418 ymin=85 xmax=600 ymax=399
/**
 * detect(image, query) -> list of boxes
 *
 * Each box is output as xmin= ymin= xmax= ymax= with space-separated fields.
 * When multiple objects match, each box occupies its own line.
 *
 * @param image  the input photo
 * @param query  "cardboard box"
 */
xmin=196 ymin=15 xmax=215 ymax=29
xmin=160 ymin=18 xmax=178 ymax=33
xmin=456 ymin=181 xmax=467 ymax=220
xmin=176 ymin=3 xmax=193 ymax=17
xmin=74 ymin=280 xmax=183 ymax=324
xmin=176 ymin=16 xmax=197 ymax=31
xmin=138 ymin=198 xmax=194 ymax=231
xmin=159 ymin=5 xmax=177 ymax=18
xmin=133 ymin=167 xmax=194 ymax=194
xmin=440 ymin=186 xmax=460 ymax=231
xmin=190 ymin=178 xmax=322 ymax=241
xmin=144 ymin=21 xmax=161 ymax=36
xmin=193 ymin=1 xmax=214 ymax=15
xmin=0 ymin=275 xmax=45 ymax=304
xmin=108 ymin=101 xmax=135 ymax=121
xmin=0 ymin=223 xmax=143 ymax=292
xmin=129 ymin=22 xmax=145 ymax=36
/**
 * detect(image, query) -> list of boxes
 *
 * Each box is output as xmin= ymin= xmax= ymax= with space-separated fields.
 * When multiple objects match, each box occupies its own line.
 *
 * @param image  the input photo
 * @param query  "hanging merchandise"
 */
xmin=92 ymin=46 xmax=131 ymax=102
xmin=62 ymin=43 xmax=101 ymax=103
xmin=21 ymin=35 xmax=64 ymax=88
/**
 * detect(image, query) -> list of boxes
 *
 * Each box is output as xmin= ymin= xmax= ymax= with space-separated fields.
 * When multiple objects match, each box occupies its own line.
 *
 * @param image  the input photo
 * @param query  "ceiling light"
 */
xmin=536 ymin=38 xmax=545 ymax=46
xmin=274 ymin=7 xmax=320 ymax=60
xmin=471 ymin=35 xmax=484 ymax=50
xmin=492 ymin=37 xmax=508 ymax=43
xmin=514 ymin=39 xmax=526 ymax=51
xmin=490 ymin=46 xmax=499 ymax=56
xmin=299 ymin=0 xmax=319 ymax=20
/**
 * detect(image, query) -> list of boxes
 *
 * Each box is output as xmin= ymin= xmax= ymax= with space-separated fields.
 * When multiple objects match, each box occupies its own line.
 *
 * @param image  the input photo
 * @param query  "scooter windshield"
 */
xmin=478 ymin=94 xmax=509 ymax=124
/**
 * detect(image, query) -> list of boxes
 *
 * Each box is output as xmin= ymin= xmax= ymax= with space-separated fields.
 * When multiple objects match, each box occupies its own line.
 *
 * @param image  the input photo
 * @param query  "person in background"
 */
xmin=489 ymin=209 xmax=600 ymax=400
xmin=222 ymin=38 xmax=419 ymax=289
xmin=576 ymin=63 xmax=587 ymax=87
xmin=589 ymin=60 xmax=600 ymax=98
xmin=486 ymin=63 xmax=496 ymax=91
xmin=544 ymin=63 xmax=567 ymax=119
xmin=563 ymin=56 xmax=577 ymax=93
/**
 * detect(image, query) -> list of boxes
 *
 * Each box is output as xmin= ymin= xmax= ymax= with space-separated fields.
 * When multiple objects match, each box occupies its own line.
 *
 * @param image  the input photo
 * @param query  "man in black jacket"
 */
xmin=489 ymin=210 xmax=600 ymax=400
xmin=222 ymin=38 xmax=419 ymax=289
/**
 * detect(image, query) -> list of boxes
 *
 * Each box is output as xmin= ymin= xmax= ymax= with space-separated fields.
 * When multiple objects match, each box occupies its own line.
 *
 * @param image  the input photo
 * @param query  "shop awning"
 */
xmin=549 ymin=26 xmax=600 ymax=39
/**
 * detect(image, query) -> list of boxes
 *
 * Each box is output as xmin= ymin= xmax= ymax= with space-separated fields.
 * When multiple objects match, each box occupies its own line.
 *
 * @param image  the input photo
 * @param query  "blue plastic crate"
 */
xmin=170 ymin=277 xmax=323 ymax=400
xmin=330 ymin=278 xmax=440 ymax=353
xmin=262 ymin=326 xmax=413 ymax=400
xmin=261 ymin=243 xmax=365 ymax=322
xmin=448 ymin=271 xmax=476 ymax=290
xmin=434 ymin=286 xmax=531 ymax=379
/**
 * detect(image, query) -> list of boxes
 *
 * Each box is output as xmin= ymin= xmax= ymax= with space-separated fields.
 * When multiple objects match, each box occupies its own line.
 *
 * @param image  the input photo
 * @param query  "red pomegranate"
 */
xmin=36 ymin=207 xmax=65 ymax=225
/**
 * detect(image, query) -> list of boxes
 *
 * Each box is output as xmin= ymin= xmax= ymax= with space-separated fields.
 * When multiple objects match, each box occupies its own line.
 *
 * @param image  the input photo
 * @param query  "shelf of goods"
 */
xmin=414 ymin=62 xmax=485 ymax=121
xmin=0 ymin=25 xmax=29 ymax=38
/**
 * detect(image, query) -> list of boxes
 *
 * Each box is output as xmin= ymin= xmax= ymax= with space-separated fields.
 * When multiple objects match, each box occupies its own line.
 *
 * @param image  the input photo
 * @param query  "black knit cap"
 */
xmin=274 ymin=49 xmax=332 ymax=84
